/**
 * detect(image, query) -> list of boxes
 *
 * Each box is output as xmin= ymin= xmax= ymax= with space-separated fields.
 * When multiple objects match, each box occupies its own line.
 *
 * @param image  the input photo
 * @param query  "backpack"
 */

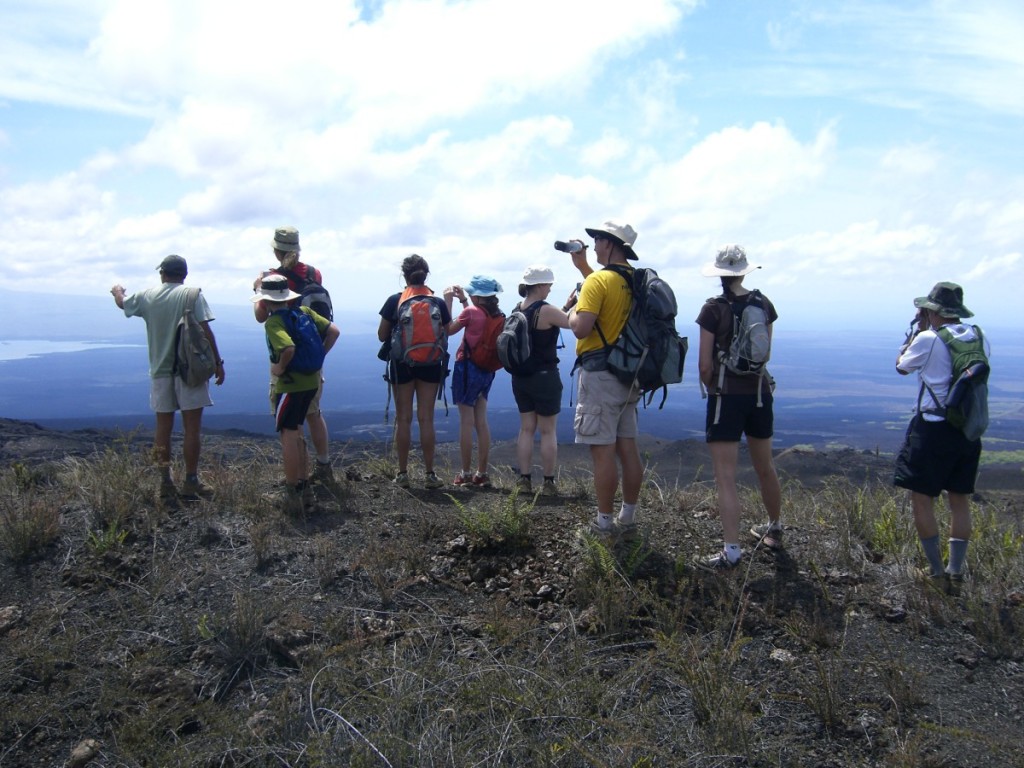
xmin=390 ymin=288 xmax=448 ymax=367
xmin=274 ymin=264 xmax=333 ymax=321
xmin=719 ymin=290 xmax=771 ymax=377
xmin=497 ymin=302 xmax=541 ymax=376
xmin=465 ymin=312 xmax=506 ymax=373
xmin=922 ymin=326 xmax=990 ymax=441
xmin=173 ymin=287 xmax=217 ymax=387
xmin=271 ymin=307 xmax=326 ymax=374
xmin=593 ymin=265 xmax=688 ymax=408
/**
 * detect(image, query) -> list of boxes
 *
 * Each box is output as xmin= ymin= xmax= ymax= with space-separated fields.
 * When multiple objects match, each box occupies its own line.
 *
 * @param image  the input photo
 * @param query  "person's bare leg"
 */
xmin=474 ymin=397 xmax=490 ymax=474
xmin=746 ymin=436 xmax=781 ymax=524
xmin=415 ymin=379 xmax=440 ymax=473
xmin=393 ymin=382 xmax=415 ymax=473
xmin=617 ymin=436 xmax=643 ymax=506
xmin=709 ymin=441 xmax=741 ymax=543
xmin=516 ymin=412 xmax=537 ymax=477
xmin=457 ymin=403 xmax=474 ymax=473
xmin=180 ymin=408 xmax=203 ymax=476
xmin=590 ymin=443 xmax=619 ymax=516
xmin=538 ymin=414 xmax=558 ymax=476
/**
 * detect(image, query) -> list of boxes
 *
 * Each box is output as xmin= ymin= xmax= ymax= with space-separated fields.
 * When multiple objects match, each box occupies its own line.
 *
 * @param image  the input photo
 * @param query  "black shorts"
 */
xmin=512 ymin=368 xmax=563 ymax=417
xmin=389 ymin=361 xmax=444 ymax=386
xmin=894 ymin=417 xmax=981 ymax=496
xmin=706 ymin=393 xmax=774 ymax=442
xmin=273 ymin=389 xmax=317 ymax=432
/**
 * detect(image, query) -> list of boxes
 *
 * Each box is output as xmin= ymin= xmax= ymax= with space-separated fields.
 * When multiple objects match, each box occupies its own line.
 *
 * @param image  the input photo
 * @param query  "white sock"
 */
xmin=317 ymin=455 xmax=330 ymax=464
xmin=596 ymin=512 xmax=613 ymax=530
xmin=724 ymin=543 xmax=742 ymax=564
xmin=617 ymin=503 xmax=637 ymax=524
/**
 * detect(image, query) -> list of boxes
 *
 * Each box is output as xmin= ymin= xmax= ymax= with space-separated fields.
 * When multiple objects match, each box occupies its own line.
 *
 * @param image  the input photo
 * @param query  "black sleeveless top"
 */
xmin=524 ymin=301 xmax=559 ymax=370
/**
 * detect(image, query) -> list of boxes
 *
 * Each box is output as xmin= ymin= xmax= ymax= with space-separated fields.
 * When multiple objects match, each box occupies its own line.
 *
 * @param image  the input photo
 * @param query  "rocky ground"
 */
xmin=0 ymin=418 xmax=1022 ymax=767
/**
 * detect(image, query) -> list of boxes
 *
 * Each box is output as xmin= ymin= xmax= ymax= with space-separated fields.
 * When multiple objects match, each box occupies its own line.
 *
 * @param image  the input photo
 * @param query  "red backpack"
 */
xmin=466 ymin=313 xmax=506 ymax=373
xmin=391 ymin=287 xmax=447 ymax=366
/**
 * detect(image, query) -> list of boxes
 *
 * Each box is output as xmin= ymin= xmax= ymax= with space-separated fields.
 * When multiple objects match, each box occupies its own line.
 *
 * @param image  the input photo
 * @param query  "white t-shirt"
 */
xmin=897 ymin=323 xmax=989 ymax=421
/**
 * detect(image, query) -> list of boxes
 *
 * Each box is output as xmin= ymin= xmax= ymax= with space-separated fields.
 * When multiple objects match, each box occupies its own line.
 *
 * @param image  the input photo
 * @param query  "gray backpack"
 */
xmin=721 ymin=291 xmax=771 ymax=376
xmin=173 ymin=288 xmax=217 ymax=387
xmin=497 ymin=302 xmax=541 ymax=376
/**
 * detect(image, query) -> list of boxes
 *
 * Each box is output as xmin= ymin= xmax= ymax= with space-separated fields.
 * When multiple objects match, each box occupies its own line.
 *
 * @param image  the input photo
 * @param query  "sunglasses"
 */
xmin=592 ymin=234 xmax=609 ymax=242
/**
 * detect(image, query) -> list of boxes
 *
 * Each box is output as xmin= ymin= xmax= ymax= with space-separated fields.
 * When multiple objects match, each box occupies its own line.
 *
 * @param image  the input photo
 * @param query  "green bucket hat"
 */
xmin=913 ymin=281 xmax=973 ymax=318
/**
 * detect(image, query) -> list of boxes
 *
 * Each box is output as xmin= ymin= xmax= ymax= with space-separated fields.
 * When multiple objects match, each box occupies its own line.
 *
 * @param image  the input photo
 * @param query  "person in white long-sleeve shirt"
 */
xmin=894 ymin=281 xmax=989 ymax=589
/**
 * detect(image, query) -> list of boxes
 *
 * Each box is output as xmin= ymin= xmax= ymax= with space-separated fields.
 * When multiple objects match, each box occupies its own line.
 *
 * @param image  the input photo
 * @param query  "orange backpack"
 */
xmin=466 ymin=313 xmax=506 ymax=373
xmin=390 ymin=287 xmax=448 ymax=366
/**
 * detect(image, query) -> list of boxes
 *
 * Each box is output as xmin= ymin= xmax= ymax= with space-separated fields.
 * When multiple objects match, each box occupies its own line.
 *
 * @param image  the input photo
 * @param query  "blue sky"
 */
xmin=1 ymin=0 xmax=1022 ymax=334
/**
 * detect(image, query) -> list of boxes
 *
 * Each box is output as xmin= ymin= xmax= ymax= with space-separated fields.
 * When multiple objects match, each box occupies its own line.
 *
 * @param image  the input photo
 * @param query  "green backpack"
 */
xmin=921 ymin=326 xmax=989 ymax=441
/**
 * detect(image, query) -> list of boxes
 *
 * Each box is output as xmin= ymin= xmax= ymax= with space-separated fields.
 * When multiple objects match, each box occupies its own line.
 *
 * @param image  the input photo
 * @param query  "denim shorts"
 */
xmin=452 ymin=359 xmax=495 ymax=406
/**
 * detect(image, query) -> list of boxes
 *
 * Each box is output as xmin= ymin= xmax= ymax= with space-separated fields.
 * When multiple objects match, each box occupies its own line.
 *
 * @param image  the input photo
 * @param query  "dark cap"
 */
xmin=156 ymin=254 xmax=188 ymax=276
xmin=913 ymin=281 xmax=973 ymax=319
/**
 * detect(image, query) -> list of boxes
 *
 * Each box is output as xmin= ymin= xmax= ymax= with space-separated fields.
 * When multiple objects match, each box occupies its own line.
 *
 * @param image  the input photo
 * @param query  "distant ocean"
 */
xmin=2 ymin=296 xmax=1021 ymax=453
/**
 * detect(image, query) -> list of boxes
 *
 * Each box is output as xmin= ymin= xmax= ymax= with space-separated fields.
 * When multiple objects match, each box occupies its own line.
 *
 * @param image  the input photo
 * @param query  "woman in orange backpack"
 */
xmin=444 ymin=275 xmax=504 ymax=488
xmin=378 ymin=254 xmax=452 ymax=490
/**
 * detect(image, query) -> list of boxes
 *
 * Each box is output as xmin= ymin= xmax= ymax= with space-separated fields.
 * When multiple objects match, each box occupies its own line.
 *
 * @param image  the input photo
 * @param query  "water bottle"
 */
xmin=554 ymin=240 xmax=583 ymax=254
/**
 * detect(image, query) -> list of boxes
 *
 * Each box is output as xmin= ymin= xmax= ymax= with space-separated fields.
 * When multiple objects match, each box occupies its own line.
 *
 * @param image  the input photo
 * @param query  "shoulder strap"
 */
xmin=604 ymin=263 xmax=636 ymax=294
xmin=184 ymin=286 xmax=200 ymax=314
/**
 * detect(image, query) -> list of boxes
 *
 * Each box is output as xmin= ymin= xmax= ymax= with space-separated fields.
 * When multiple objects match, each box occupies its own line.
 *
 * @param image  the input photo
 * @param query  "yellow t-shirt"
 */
xmin=575 ymin=267 xmax=633 ymax=356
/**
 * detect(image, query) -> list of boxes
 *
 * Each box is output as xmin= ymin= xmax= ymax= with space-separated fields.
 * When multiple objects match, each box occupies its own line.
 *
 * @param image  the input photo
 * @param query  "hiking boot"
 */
xmin=179 ymin=477 xmax=214 ymax=501
xmin=453 ymin=471 xmax=472 ymax=487
xmin=947 ymin=570 xmax=965 ymax=596
xmin=579 ymin=521 xmax=614 ymax=545
xmin=750 ymin=522 xmax=784 ymax=550
xmin=311 ymin=461 xmax=335 ymax=485
xmin=471 ymin=472 xmax=491 ymax=488
xmin=158 ymin=478 xmax=178 ymax=500
xmin=394 ymin=471 xmax=410 ymax=489
xmin=301 ymin=483 xmax=317 ymax=512
xmin=696 ymin=550 xmax=742 ymax=573
xmin=424 ymin=472 xmax=444 ymax=490
xmin=264 ymin=486 xmax=303 ymax=516
xmin=614 ymin=518 xmax=640 ymax=542
xmin=540 ymin=478 xmax=559 ymax=497
xmin=516 ymin=475 xmax=533 ymax=494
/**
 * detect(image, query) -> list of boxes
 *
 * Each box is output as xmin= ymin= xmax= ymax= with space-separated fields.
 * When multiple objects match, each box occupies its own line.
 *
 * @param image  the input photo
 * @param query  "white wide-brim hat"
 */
xmin=584 ymin=220 xmax=638 ymax=260
xmin=252 ymin=275 xmax=301 ymax=303
xmin=702 ymin=244 xmax=760 ymax=277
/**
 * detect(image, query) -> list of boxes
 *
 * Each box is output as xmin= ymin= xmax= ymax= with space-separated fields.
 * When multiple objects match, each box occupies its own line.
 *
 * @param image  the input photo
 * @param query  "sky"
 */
xmin=1 ymin=0 xmax=1022 ymax=334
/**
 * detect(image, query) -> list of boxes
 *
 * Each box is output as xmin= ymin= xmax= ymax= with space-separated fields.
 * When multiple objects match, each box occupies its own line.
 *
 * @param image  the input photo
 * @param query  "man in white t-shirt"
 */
xmin=111 ymin=255 xmax=225 ymax=500
xmin=895 ymin=281 xmax=989 ymax=590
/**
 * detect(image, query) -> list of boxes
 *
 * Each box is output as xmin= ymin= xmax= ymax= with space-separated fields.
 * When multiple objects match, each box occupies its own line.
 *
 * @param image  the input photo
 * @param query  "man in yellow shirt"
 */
xmin=566 ymin=220 xmax=644 ymax=540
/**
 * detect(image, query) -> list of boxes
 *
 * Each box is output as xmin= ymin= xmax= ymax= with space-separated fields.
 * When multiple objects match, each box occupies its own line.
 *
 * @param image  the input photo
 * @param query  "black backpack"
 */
xmin=594 ymin=265 xmax=687 ymax=407
xmin=275 ymin=264 xmax=333 ymax=321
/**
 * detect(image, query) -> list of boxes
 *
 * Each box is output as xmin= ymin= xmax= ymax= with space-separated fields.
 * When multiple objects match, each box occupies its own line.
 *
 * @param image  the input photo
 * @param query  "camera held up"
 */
xmin=554 ymin=240 xmax=583 ymax=254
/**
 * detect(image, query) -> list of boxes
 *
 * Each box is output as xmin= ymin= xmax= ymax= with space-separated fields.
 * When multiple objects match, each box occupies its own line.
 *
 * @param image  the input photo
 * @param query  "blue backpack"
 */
xmin=271 ymin=308 xmax=326 ymax=374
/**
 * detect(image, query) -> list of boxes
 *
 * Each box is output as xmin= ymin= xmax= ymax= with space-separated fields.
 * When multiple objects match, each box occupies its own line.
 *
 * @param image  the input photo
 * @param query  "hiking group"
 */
xmin=111 ymin=220 xmax=990 ymax=579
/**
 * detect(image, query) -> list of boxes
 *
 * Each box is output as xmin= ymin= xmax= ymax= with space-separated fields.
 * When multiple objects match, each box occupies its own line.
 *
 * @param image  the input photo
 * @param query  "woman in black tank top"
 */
xmin=511 ymin=266 xmax=572 ymax=496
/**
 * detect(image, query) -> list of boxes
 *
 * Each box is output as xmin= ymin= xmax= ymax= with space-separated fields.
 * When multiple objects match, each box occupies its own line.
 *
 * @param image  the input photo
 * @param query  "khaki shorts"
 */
xmin=573 ymin=368 xmax=638 ymax=445
xmin=150 ymin=376 xmax=213 ymax=413
xmin=269 ymin=375 xmax=324 ymax=416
